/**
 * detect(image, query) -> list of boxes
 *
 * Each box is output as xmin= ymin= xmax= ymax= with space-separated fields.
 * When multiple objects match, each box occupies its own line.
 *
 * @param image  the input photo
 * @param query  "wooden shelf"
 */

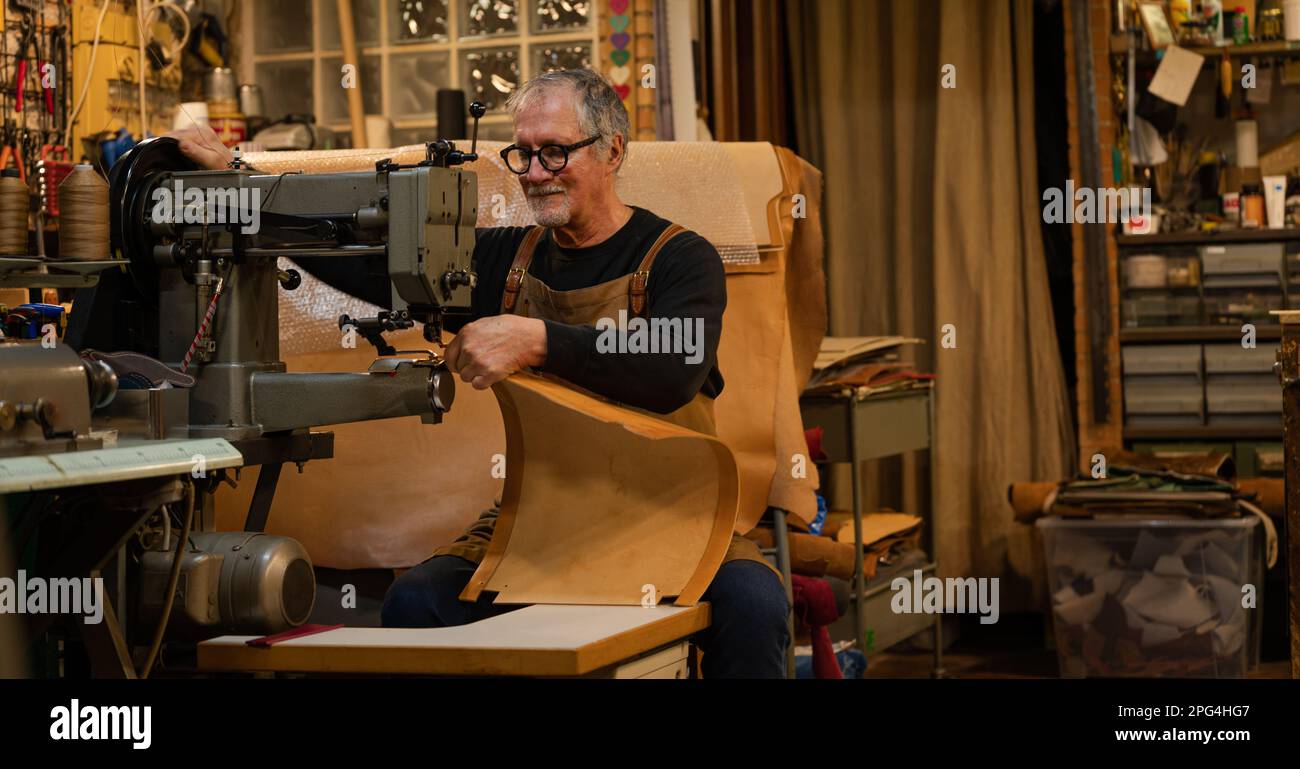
xmin=1117 ymin=229 xmax=1300 ymax=247
xmin=1120 ymin=325 xmax=1282 ymax=343
xmin=1124 ymin=424 xmax=1282 ymax=441
xmin=1184 ymin=40 xmax=1300 ymax=57
xmin=1111 ymin=38 xmax=1300 ymax=59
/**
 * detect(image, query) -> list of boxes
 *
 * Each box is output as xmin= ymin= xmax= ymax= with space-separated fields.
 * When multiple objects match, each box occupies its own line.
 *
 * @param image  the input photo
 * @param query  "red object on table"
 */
xmin=39 ymin=145 xmax=73 ymax=216
xmin=246 ymin=623 xmax=344 ymax=648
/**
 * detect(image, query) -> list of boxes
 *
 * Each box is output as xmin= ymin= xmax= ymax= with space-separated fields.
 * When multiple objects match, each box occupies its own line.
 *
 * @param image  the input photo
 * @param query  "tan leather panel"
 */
xmin=462 ymin=373 xmax=738 ymax=606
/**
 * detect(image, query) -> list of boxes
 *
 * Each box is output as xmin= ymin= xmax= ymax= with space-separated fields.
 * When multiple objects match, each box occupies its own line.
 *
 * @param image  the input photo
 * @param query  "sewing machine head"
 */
xmin=107 ymin=106 xmax=483 ymax=348
xmin=55 ymin=103 xmax=490 ymax=442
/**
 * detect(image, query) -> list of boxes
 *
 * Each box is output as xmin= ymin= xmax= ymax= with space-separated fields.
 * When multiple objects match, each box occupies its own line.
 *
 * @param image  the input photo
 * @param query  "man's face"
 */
xmin=512 ymin=89 xmax=613 ymax=228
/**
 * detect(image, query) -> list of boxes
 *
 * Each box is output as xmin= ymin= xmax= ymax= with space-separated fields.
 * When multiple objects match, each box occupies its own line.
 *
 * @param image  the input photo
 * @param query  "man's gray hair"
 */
xmin=505 ymin=69 xmax=631 ymax=169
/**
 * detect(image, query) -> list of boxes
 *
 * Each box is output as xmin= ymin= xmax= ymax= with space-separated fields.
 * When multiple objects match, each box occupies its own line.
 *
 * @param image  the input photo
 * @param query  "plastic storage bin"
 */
xmin=1204 ymin=343 xmax=1281 ymax=423
xmin=1122 ymin=344 xmax=1201 ymax=375
xmin=1122 ymin=345 xmax=1204 ymax=426
xmin=1199 ymin=243 xmax=1284 ymax=276
xmin=1203 ymin=288 xmax=1284 ymax=325
xmin=1121 ymin=294 xmax=1201 ymax=327
xmin=1204 ymin=343 xmax=1276 ymax=374
xmin=1036 ymin=517 xmax=1262 ymax=678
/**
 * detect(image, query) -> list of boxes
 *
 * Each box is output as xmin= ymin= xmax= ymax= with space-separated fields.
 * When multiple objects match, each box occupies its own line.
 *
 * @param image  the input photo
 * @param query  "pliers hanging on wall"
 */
xmin=0 ymin=125 xmax=26 ymax=181
xmin=15 ymin=14 xmax=55 ymax=116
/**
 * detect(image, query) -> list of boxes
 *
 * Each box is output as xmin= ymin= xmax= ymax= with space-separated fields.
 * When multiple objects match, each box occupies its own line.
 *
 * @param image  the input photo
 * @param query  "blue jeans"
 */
xmin=382 ymin=556 xmax=790 ymax=678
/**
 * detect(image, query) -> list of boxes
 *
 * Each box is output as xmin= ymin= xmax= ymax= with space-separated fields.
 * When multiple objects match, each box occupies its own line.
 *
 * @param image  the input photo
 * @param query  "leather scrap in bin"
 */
xmin=1009 ymin=454 xmax=1277 ymax=569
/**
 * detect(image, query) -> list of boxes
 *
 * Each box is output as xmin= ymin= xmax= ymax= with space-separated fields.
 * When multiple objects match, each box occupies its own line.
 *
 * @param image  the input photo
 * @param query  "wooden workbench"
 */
xmin=198 ymin=603 xmax=710 ymax=678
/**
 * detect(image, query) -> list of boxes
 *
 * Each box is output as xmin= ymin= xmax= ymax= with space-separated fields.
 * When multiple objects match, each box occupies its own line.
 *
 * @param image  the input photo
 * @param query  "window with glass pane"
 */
xmin=461 ymin=0 xmax=519 ymax=38
xmin=531 ymin=0 xmax=591 ymax=33
xmin=388 ymin=52 xmax=452 ymax=119
xmin=390 ymin=126 xmax=438 ymax=145
xmin=321 ymin=56 xmax=383 ymax=122
xmin=462 ymin=47 xmax=519 ymax=110
xmin=255 ymin=60 xmax=315 ymax=118
xmin=393 ymin=121 xmax=512 ymax=143
xmin=320 ymin=0 xmax=381 ymax=49
xmin=391 ymin=0 xmax=450 ymax=43
xmin=532 ymin=42 xmax=591 ymax=74
xmin=479 ymin=122 xmax=516 ymax=141
xmin=255 ymin=0 xmax=314 ymax=53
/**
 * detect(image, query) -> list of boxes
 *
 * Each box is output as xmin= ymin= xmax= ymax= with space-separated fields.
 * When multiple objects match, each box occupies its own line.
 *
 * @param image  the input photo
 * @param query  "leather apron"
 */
xmin=433 ymin=221 xmax=774 ymax=578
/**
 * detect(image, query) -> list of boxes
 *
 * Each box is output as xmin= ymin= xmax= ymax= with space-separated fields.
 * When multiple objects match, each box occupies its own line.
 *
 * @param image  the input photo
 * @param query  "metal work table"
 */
xmin=0 ymin=437 xmax=245 ymax=677
xmin=789 ymin=385 xmax=943 ymax=677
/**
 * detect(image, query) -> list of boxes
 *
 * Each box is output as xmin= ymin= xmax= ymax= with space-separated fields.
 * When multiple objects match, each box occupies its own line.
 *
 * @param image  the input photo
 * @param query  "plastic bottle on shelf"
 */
xmin=1204 ymin=0 xmax=1225 ymax=44
xmin=1233 ymin=6 xmax=1251 ymax=44
xmin=1171 ymin=0 xmax=1193 ymax=31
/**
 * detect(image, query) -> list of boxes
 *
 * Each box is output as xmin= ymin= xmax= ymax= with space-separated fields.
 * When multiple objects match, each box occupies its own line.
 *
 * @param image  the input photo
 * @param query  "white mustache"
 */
xmin=527 ymin=185 xmax=566 ymax=197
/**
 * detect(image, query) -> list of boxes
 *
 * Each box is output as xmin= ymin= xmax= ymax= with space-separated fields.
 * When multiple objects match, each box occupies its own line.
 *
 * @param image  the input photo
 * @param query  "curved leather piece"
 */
xmin=461 ymin=373 xmax=739 ymax=606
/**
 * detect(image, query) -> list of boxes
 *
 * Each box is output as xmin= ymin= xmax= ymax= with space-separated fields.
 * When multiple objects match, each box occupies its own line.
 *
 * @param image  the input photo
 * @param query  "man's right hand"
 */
xmin=166 ymin=123 xmax=233 ymax=170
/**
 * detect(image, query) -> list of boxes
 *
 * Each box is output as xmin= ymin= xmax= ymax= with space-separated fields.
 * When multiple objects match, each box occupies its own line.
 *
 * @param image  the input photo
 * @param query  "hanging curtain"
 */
xmin=791 ymin=0 xmax=1076 ymax=606
xmin=697 ymin=0 xmax=794 ymax=145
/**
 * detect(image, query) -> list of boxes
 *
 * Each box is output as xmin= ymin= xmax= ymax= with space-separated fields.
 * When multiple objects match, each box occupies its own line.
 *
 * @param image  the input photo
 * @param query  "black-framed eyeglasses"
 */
xmin=500 ymin=136 xmax=600 ymax=175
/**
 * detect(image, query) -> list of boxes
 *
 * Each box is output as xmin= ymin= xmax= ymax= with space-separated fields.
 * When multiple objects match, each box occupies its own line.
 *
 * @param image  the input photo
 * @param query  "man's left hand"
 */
xmin=444 ymin=315 xmax=548 ymax=389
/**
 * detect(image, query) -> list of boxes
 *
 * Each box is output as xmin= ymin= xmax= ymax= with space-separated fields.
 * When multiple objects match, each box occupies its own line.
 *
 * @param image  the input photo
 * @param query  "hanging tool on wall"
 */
xmin=49 ymin=22 xmax=65 ymax=141
xmin=14 ymin=12 xmax=55 ymax=118
xmin=0 ymin=88 xmax=21 ymax=178
xmin=1217 ymin=53 xmax=1233 ymax=118
xmin=1 ymin=124 xmax=26 ymax=181
xmin=185 ymin=8 xmax=229 ymax=68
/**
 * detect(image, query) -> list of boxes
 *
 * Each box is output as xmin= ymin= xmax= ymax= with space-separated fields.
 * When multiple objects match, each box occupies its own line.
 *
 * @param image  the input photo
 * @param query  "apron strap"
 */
xmin=502 ymin=222 xmax=688 ymax=317
xmin=501 ymin=226 xmax=546 ymax=313
xmin=628 ymin=223 xmax=687 ymax=318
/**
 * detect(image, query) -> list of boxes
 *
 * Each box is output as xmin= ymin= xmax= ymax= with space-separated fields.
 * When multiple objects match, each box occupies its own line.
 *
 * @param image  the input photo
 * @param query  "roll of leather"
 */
xmin=746 ymin=527 xmax=865 ymax=582
xmin=1237 ymin=477 xmax=1284 ymax=518
xmin=1009 ymin=481 xmax=1059 ymax=523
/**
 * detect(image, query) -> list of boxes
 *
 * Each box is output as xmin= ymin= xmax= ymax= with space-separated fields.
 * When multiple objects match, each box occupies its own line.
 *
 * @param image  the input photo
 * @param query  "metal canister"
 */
xmin=203 ymin=67 xmax=239 ymax=103
xmin=238 ymin=84 xmax=265 ymax=120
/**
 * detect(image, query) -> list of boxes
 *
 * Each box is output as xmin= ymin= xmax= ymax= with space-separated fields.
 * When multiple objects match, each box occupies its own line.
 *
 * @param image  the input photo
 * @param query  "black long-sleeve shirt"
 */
xmin=297 ymin=206 xmax=726 ymax=413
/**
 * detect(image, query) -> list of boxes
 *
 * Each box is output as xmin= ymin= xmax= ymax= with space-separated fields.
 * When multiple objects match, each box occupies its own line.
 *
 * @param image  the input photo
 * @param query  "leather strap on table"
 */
xmin=628 ymin=223 xmax=686 ymax=318
xmin=502 ymin=226 xmax=545 ymax=313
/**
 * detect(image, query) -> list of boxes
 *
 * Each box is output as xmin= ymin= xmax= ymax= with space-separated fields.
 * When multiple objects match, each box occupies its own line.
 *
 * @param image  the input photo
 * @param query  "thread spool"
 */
xmin=57 ymin=165 xmax=109 ymax=262
xmin=0 ymin=169 xmax=29 ymax=256
xmin=203 ymin=67 xmax=239 ymax=103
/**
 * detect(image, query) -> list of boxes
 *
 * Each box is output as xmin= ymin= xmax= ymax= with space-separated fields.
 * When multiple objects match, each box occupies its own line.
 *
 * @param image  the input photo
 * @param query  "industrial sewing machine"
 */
xmin=0 ymin=104 xmax=485 ymax=677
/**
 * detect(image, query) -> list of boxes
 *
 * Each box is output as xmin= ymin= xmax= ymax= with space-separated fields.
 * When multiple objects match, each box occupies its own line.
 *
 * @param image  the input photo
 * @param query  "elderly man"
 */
xmin=172 ymin=69 xmax=789 ymax=677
